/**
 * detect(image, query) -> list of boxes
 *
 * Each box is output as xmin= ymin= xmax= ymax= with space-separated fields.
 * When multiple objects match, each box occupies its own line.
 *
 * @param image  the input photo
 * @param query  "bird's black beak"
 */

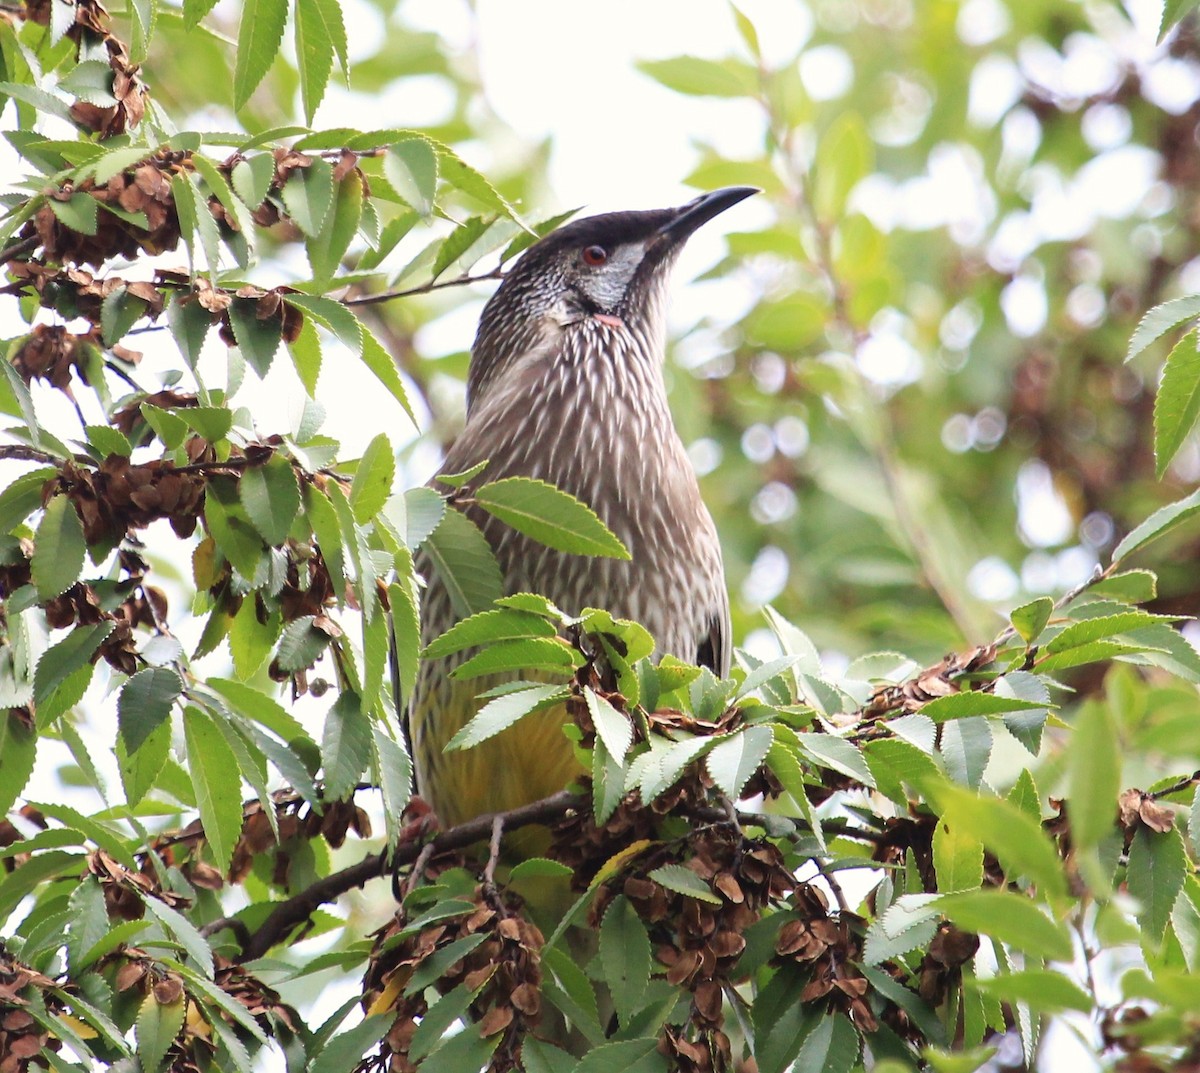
xmin=656 ymin=186 xmax=759 ymax=244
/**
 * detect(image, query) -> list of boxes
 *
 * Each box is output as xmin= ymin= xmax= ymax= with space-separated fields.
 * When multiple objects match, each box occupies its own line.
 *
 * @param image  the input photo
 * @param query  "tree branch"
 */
xmin=0 ymin=444 xmax=65 ymax=466
xmin=238 ymin=790 xmax=580 ymax=962
xmin=0 ymin=236 xmax=38 ymax=268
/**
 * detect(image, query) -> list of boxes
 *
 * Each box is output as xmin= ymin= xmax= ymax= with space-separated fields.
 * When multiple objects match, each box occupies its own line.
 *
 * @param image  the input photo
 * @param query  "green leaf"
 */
xmin=33 ymin=621 xmax=113 ymax=704
xmin=706 ymin=725 xmax=774 ymax=799
xmin=430 ymin=215 xmax=492 ymax=279
xmin=274 ymin=615 xmax=331 ymax=673
xmin=585 ymin=686 xmax=634 ymax=762
xmin=239 ymin=455 xmax=300 ymax=546
xmin=444 ymin=683 xmax=566 ymax=751
xmin=118 ymin=667 xmax=183 ymax=755
xmin=1127 ymin=293 xmax=1200 ymax=363
xmin=119 ymin=718 xmax=169 ymax=807
xmin=232 ymin=0 xmax=288 ymax=109
xmin=183 ymin=706 xmax=243 ymax=874
xmin=921 ymin=692 xmax=1050 ymax=722
xmin=181 ymin=406 xmax=233 ymax=443
xmin=1127 ymin=825 xmax=1188 ymax=945
xmin=939 ymin=717 xmax=993 ymax=789
xmin=593 ymin=737 xmax=625 ymax=826
xmin=403 ymin=933 xmax=487 ymax=997
xmin=637 ymin=55 xmax=758 ymax=97
xmin=373 ymin=725 xmax=412 ymax=845
xmin=436 ymin=459 xmax=490 ymax=489
xmin=0 ymin=711 xmax=36 ymax=818
xmin=231 ymin=153 xmax=275 ymax=209
xmin=600 ymin=895 xmax=651 ymax=1026
xmin=647 ymin=863 xmax=721 ymax=904
xmin=227 ymin=298 xmax=282 ymax=377
xmin=166 ymin=296 xmax=213 ymax=372
xmin=136 ymin=990 xmax=185 ymax=1073
xmin=293 ymin=0 xmax=343 ymax=122
xmin=0 ymin=851 xmax=83 ymax=923
xmin=1067 ymin=699 xmax=1120 ymax=854
xmin=1010 ymin=597 xmax=1054 ymax=644
xmin=423 ymin=506 xmax=503 ymax=617
xmin=384 ymin=138 xmax=438 ymax=217
xmin=436 ymin=150 xmax=523 ymax=222
xmin=141 ymin=403 xmax=189 ymax=449
xmin=508 ymin=857 xmax=573 ymax=882
xmin=281 ymin=155 xmax=334 ymax=237
xmin=100 ymin=286 xmax=148 ymax=346
xmin=933 ymin=785 xmax=1067 ymax=903
xmin=814 ymin=112 xmax=873 ymax=220
xmin=971 ymin=970 xmax=1092 ymax=1014
xmin=1112 ymin=487 xmax=1200 ymax=563
xmin=358 ymin=325 xmax=417 ymax=427
xmin=48 ymin=193 xmax=99 ymax=235
xmin=32 ymin=494 xmax=85 ymax=599
xmin=996 ymin=671 xmax=1050 ymax=755
xmin=793 ymin=732 xmax=875 ymax=787
xmin=1045 ymin=611 xmax=1167 ymax=653
xmin=1154 ymin=329 xmax=1200 ymax=476
xmin=388 ymin=576 xmax=420 ymax=705
xmin=0 ymin=467 xmax=55 ymax=534
xmin=933 ymin=817 xmax=984 ymax=893
xmin=308 ymin=171 xmax=362 ymax=281
xmin=204 ymin=480 xmax=264 ymax=579
xmin=451 ymin=636 xmax=578 ymax=679
xmin=322 ymin=691 xmax=372 ymax=799
xmin=753 ymin=967 xmax=820 ymax=1073
xmin=792 ymin=1012 xmax=860 ymax=1073
xmin=572 ymin=1038 xmax=667 ymax=1073
xmin=85 ymin=423 xmax=133 ymax=457
xmin=306 ymin=484 xmax=345 ymax=603
xmin=1160 ymin=0 xmax=1200 ymax=39
xmin=308 ymin=1014 xmax=392 ymax=1073
xmin=350 ymin=433 xmax=394 ymax=524
xmin=182 ymin=0 xmax=218 ymax=24
xmin=423 ymin=607 xmax=557 ymax=659
xmin=937 ymin=889 xmax=1073 ymax=960
xmin=474 ymin=477 xmax=630 ymax=559
xmin=140 ymin=894 xmax=214 ymax=978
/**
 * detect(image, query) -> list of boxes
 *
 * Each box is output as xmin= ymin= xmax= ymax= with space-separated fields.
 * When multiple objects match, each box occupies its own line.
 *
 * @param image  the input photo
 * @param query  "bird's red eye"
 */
xmin=582 ymin=245 xmax=608 ymax=266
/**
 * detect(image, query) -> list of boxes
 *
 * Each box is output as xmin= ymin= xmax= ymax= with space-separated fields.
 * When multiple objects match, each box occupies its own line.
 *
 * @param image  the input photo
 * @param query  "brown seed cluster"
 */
xmin=30 ymin=154 xmax=187 ymax=267
xmin=108 ymin=950 xmax=298 ymax=1070
xmin=86 ymin=849 xmax=190 ymax=921
xmin=1117 ymin=788 xmax=1177 ymax=837
xmin=862 ymin=643 xmax=998 ymax=720
xmin=605 ymin=833 xmax=792 ymax=1071
xmin=0 ymin=806 xmax=47 ymax=876
xmin=363 ymin=885 xmax=544 ymax=1073
xmin=9 ymin=324 xmax=132 ymax=397
xmin=49 ymin=453 xmax=209 ymax=544
xmin=0 ymin=950 xmax=58 ymax=1072
xmin=21 ymin=0 xmax=147 ymax=136
xmin=225 ymin=797 xmax=371 ymax=889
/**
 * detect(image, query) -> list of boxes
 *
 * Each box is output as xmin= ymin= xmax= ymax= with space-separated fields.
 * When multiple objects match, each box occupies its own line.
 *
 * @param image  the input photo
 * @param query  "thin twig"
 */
xmin=342 ymin=266 xmax=504 ymax=308
xmin=199 ymin=916 xmax=252 ymax=946
xmin=483 ymin=814 xmax=505 ymax=888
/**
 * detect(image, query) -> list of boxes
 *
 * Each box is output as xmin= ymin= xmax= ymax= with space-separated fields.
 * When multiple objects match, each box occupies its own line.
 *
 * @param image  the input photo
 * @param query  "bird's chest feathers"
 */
xmin=466 ymin=327 xmax=703 ymax=606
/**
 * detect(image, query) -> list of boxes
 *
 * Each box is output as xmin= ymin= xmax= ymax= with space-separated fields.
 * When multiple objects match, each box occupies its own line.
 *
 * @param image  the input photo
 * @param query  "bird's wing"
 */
xmin=697 ymin=586 xmax=732 ymax=679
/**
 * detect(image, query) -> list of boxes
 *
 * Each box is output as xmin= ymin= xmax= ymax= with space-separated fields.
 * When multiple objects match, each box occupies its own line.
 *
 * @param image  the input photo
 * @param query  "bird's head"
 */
xmin=468 ymin=186 xmax=757 ymax=408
